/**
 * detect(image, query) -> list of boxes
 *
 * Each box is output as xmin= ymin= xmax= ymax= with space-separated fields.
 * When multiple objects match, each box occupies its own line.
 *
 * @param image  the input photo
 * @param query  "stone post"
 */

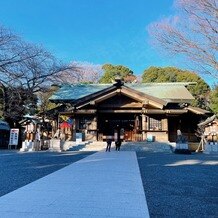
xmin=142 ymin=114 xmax=147 ymax=141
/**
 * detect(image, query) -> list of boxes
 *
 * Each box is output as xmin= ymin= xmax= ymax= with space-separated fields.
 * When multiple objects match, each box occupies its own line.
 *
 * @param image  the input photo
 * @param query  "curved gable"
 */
xmin=75 ymin=84 xmax=167 ymax=110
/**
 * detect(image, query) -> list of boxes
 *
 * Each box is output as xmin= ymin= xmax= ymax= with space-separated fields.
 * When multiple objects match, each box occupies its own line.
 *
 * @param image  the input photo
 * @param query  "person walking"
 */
xmin=106 ymin=138 xmax=112 ymax=152
xmin=115 ymin=140 xmax=122 ymax=151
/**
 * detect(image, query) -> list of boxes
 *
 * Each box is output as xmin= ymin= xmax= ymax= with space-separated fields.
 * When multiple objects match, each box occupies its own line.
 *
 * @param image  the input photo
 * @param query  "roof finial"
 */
xmin=114 ymin=76 xmax=123 ymax=87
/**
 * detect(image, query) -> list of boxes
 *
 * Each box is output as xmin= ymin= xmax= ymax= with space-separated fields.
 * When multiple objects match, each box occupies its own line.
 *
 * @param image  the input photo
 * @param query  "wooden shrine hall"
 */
xmin=49 ymin=79 xmax=210 ymax=142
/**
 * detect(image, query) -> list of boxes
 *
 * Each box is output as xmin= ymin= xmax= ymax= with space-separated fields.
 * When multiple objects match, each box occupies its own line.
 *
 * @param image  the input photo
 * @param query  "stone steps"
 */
xmin=121 ymin=141 xmax=171 ymax=152
xmin=67 ymin=141 xmax=171 ymax=152
xmin=67 ymin=141 xmax=105 ymax=151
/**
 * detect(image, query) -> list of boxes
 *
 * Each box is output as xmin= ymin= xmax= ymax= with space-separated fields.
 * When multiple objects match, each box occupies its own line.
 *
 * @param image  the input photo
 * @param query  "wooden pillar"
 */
xmin=162 ymin=118 xmax=169 ymax=141
xmin=72 ymin=117 xmax=76 ymax=141
xmin=162 ymin=118 xmax=168 ymax=131
xmin=86 ymin=116 xmax=97 ymax=141
xmin=93 ymin=116 xmax=97 ymax=141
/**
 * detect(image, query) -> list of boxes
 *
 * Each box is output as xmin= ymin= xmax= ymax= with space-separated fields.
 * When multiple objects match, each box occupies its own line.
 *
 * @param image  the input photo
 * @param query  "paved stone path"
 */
xmin=0 ymin=151 xmax=149 ymax=218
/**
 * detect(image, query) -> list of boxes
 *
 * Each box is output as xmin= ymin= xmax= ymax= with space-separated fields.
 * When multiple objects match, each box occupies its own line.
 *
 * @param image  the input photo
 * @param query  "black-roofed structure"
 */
xmin=0 ymin=120 xmax=10 ymax=148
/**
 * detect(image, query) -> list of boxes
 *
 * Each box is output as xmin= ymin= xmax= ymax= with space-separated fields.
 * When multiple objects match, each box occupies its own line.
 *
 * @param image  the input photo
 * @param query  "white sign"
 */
xmin=76 ymin=133 xmax=83 ymax=144
xmin=9 ymin=128 xmax=19 ymax=145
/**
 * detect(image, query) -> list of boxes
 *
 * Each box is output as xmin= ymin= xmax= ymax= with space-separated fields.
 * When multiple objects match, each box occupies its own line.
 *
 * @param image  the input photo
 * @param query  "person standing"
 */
xmin=115 ymin=140 xmax=122 ymax=151
xmin=106 ymin=138 xmax=112 ymax=152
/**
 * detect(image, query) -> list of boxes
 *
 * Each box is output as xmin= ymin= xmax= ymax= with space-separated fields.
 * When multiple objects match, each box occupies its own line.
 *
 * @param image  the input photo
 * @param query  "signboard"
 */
xmin=76 ymin=133 xmax=82 ymax=143
xmin=9 ymin=128 xmax=19 ymax=146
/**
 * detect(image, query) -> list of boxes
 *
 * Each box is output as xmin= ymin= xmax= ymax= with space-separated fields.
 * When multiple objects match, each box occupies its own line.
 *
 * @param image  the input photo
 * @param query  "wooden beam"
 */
xmin=120 ymin=89 xmax=144 ymax=103
xmin=76 ymin=91 xmax=118 ymax=109
xmin=98 ymin=109 xmax=142 ymax=113
xmin=74 ymin=109 xmax=97 ymax=114
xmin=94 ymin=90 xmax=118 ymax=103
xmin=142 ymin=109 xmax=165 ymax=114
xmin=165 ymin=109 xmax=188 ymax=114
xmin=122 ymin=86 xmax=167 ymax=108
xmin=142 ymin=109 xmax=188 ymax=114
xmin=121 ymin=88 xmax=165 ymax=109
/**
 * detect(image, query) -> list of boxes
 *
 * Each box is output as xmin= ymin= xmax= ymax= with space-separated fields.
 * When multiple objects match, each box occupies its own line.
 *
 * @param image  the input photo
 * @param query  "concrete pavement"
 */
xmin=0 ymin=151 xmax=149 ymax=217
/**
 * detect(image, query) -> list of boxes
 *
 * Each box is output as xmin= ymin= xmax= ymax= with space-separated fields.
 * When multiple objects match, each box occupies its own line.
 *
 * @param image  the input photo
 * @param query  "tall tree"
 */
xmin=142 ymin=66 xmax=210 ymax=109
xmin=99 ymin=64 xmax=136 ymax=83
xmin=148 ymin=0 xmax=218 ymax=79
xmin=3 ymin=87 xmax=38 ymax=122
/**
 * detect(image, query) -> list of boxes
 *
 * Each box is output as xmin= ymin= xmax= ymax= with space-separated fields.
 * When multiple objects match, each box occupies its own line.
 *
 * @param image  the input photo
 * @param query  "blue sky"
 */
xmin=0 ymin=0 xmax=213 ymax=85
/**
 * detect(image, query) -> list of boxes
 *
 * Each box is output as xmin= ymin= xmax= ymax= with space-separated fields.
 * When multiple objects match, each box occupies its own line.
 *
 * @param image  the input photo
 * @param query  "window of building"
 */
xmin=79 ymin=118 xmax=86 ymax=129
xmin=149 ymin=118 xmax=162 ymax=130
xmin=79 ymin=118 xmax=92 ymax=130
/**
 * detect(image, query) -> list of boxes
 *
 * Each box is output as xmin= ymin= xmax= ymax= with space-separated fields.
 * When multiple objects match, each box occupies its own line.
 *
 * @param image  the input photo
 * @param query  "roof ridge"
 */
xmin=61 ymin=82 xmax=196 ymax=86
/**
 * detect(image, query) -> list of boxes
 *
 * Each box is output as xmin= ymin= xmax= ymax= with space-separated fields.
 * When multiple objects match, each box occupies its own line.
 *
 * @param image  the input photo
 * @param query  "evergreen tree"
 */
xmin=99 ymin=64 xmax=136 ymax=83
xmin=209 ymin=85 xmax=218 ymax=114
xmin=142 ymin=66 xmax=210 ymax=109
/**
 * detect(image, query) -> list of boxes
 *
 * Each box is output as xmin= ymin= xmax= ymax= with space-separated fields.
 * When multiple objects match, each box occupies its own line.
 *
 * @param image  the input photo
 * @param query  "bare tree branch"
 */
xmin=148 ymin=0 xmax=218 ymax=79
xmin=52 ymin=61 xmax=103 ymax=84
xmin=0 ymin=24 xmax=77 ymax=123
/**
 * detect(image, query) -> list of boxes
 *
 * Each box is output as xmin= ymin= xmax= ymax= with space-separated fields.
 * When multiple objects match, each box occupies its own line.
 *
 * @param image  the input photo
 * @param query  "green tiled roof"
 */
xmin=50 ymin=84 xmax=112 ymax=102
xmin=127 ymin=83 xmax=195 ymax=102
xmin=49 ymin=82 xmax=195 ymax=103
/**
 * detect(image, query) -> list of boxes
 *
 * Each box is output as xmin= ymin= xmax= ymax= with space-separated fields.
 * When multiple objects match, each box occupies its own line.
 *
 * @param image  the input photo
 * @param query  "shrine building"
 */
xmin=49 ymin=80 xmax=210 ymax=143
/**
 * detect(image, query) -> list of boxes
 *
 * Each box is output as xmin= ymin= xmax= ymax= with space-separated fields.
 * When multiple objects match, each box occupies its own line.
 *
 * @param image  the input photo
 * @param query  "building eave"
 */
xmin=186 ymin=106 xmax=211 ymax=115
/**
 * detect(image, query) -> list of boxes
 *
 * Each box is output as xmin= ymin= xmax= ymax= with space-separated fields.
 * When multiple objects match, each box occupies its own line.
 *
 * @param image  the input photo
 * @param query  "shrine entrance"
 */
xmin=97 ymin=113 xmax=142 ymax=141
